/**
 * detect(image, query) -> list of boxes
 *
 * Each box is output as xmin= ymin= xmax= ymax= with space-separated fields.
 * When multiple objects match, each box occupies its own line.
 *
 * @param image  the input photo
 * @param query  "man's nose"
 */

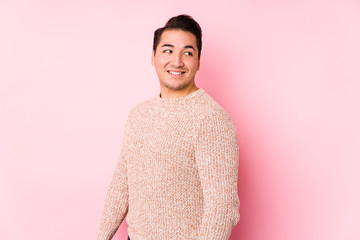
xmin=172 ymin=53 xmax=184 ymax=67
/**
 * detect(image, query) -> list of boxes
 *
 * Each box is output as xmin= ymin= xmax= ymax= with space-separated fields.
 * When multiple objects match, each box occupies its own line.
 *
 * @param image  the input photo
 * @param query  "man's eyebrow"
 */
xmin=184 ymin=45 xmax=196 ymax=51
xmin=161 ymin=44 xmax=174 ymax=48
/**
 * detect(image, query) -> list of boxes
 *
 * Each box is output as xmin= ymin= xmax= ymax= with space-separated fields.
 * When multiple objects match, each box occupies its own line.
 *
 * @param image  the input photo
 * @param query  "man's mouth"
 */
xmin=167 ymin=70 xmax=186 ymax=76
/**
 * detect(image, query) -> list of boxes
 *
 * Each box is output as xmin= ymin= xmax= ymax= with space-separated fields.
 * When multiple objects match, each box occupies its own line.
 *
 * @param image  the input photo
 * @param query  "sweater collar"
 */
xmin=156 ymin=88 xmax=204 ymax=105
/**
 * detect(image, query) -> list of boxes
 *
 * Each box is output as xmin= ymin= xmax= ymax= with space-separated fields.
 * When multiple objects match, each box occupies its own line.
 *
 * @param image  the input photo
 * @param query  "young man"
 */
xmin=97 ymin=15 xmax=240 ymax=240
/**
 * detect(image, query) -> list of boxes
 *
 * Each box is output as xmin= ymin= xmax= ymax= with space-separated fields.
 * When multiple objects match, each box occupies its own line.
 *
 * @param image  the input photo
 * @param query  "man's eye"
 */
xmin=164 ymin=50 xmax=172 ymax=53
xmin=184 ymin=52 xmax=193 ymax=56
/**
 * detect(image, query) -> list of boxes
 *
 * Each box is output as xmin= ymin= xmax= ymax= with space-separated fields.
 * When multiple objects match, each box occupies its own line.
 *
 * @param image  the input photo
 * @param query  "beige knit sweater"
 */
xmin=97 ymin=88 xmax=240 ymax=240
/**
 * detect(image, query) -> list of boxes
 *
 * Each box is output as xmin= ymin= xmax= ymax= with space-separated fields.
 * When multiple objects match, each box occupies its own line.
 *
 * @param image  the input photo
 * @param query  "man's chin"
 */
xmin=163 ymin=83 xmax=189 ymax=91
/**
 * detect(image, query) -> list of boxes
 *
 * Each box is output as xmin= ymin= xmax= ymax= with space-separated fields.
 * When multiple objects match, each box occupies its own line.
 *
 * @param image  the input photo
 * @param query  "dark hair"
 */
xmin=153 ymin=14 xmax=202 ymax=58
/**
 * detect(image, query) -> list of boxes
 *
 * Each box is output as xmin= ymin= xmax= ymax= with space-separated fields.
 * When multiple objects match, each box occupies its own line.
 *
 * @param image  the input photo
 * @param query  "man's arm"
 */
xmin=97 ymin=112 xmax=133 ymax=240
xmin=97 ymin=155 xmax=129 ymax=240
xmin=194 ymin=112 xmax=240 ymax=240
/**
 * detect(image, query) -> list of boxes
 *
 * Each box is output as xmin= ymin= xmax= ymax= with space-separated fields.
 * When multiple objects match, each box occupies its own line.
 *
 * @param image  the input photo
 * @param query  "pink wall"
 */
xmin=1 ymin=1 xmax=359 ymax=239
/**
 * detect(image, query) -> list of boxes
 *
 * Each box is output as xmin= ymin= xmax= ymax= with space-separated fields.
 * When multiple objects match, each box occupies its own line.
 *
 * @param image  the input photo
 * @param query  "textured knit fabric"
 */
xmin=97 ymin=88 xmax=240 ymax=240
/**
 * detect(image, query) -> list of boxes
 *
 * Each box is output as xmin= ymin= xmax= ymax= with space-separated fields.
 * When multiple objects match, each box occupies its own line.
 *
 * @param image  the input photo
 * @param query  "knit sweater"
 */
xmin=97 ymin=88 xmax=240 ymax=240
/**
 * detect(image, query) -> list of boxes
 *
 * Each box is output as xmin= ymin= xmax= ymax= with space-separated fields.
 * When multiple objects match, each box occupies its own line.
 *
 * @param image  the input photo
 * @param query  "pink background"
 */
xmin=1 ymin=1 xmax=359 ymax=239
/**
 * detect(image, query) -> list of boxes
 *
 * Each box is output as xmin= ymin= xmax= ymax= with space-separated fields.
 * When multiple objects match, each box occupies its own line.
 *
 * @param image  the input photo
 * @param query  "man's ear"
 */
xmin=151 ymin=50 xmax=155 ymax=66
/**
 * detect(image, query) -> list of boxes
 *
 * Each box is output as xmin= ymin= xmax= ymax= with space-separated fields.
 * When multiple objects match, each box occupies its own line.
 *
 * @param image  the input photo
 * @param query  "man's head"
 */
xmin=151 ymin=15 xmax=202 ymax=98
xmin=153 ymin=15 xmax=202 ymax=58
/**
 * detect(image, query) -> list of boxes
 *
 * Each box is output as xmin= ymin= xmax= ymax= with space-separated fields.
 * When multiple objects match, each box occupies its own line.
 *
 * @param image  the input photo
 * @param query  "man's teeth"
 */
xmin=169 ymin=71 xmax=182 ymax=75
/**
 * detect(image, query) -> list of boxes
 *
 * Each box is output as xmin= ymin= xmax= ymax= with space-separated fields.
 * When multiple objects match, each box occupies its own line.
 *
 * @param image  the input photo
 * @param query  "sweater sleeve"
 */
xmin=96 ymin=156 xmax=129 ymax=240
xmin=194 ymin=112 xmax=240 ymax=240
xmin=97 ymin=117 xmax=131 ymax=240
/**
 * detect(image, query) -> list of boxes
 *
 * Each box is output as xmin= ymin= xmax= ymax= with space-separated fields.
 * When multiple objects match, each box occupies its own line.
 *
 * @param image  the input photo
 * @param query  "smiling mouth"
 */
xmin=167 ymin=70 xmax=186 ymax=75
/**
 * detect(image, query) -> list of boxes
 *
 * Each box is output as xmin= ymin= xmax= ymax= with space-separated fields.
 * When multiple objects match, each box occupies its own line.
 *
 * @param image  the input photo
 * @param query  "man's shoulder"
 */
xmin=195 ymin=90 xmax=238 ymax=138
xmin=127 ymin=97 xmax=156 ymax=119
xmin=196 ymin=90 xmax=233 ymax=121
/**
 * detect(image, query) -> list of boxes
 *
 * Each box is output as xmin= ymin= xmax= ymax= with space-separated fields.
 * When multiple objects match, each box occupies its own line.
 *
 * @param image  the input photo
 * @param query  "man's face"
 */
xmin=151 ymin=29 xmax=200 ymax=96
